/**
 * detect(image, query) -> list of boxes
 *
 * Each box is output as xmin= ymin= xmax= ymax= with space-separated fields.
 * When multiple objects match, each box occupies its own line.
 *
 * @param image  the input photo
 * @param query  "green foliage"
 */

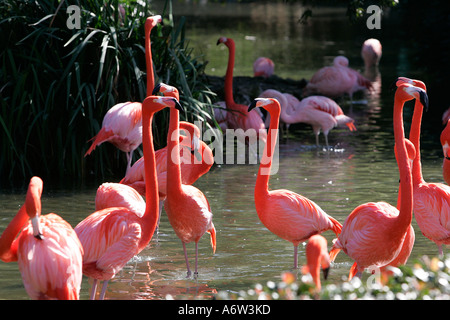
xmin=215 ymin=254 xmax=450 ymax=300
xmin=0 ymin=0 xmax=216 ymax=186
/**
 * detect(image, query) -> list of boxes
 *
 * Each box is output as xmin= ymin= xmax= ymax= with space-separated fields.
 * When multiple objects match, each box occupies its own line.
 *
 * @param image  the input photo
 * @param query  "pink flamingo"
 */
xmin=217 ymin=37 xmax=267 ymax=143
xmin=361 ymin=38 xmax=382 ymax=69
xmin=75 ymin=95 xmax=182 ymax=299
xmin=0 ymin=176 xmax=83 ymax=300
xmin=440 ymin=119 xmax=450 ymax=185
xmin=301 ymin=235 xmax=330 ymax=291
xmin=161 ymin=85 xmax=216 ymax=278
xmin=253 ymin=57 xmax=275 ymax=78
xmin=84 ymin=16 xmax=161 ymax=171
xmin=304 ymin=56 xmax=373 ymax=100
xmin=329 ymin=82 xmax=428 ymax=278
xmin=259 ymin=89 xmax=356 ymax=148
xmin=346 ymin=139 xmax=416 ymax=279
xmin=248 ymin=97 xmax=342 ymax=269
xmin=95 ymin=182 xmax=146 ymax=216
xmin=396 ymin=77 xmax=450 ymax=257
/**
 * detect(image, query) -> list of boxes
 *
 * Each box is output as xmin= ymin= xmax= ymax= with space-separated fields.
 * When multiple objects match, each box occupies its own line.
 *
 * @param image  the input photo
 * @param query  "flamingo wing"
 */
xmin=18 ymin=213 xmax=83 ymax=300
xmin=74 ymin=208 xmax=142 ymax=280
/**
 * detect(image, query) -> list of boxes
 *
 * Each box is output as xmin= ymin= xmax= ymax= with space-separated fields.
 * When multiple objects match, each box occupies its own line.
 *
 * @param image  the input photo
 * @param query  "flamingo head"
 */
xmin=144 ymin=96 xmax=184 ymax=113
xmin=394 ymin=77 xmax=427 ymax=92
xmin=248 ymin=97 xmax=280 ymax=114
xmin=395 ymin=83 xmax=429 ymax=111
xmin=153 ymin=83 xmax=180 ymax=100
xmin=145 ymin=15 xmax=162 ymax=32
xmin=441 ymin=119 xmax=450 ymax=160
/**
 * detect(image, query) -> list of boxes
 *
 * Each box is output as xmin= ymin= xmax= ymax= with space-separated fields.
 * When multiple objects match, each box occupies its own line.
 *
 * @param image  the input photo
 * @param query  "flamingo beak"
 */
xmin=322 ymin=267 xmax=330 ymax=280
xmin=31 ymin=216 xmax=44 ymax=240
xmin=419 ymin=90 xmax=429 ymax=112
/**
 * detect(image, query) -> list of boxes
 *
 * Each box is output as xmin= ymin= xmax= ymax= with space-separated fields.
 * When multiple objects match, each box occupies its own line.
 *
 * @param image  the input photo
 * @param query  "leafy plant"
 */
xmin=0 ymin=0 xmax=216 ymax=186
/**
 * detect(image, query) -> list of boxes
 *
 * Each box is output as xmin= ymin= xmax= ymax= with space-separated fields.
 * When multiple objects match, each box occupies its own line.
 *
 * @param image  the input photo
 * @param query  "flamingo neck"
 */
xmin=409 ymin=100 xmax=425 ymax=184
xmin=393 ymin=95 xmax=413 ymax=231
xmin=145 ymin=26 xmax=155 ymax=96
xmin=141 ymin=108 xmax=159 ymax=247
xmin=224 ymin=41 xmax=236 ymax=107
xmin=167 ymin=108 xmax=183 ymax=194
xmin=255 ymin=106 xmax=280 ymax=199
xmin=0 ymin=205 xmax=29 ymax=262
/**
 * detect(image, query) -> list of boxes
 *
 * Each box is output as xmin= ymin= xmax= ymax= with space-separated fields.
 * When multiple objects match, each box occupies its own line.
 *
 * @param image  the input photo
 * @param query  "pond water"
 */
xmin=0 ymin=1 xmax=447 ymax=299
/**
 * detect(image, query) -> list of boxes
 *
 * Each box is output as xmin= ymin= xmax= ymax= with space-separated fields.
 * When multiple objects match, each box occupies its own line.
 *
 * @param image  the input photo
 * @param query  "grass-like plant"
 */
xmin=0 ymin=0 xmax=216 ymax=186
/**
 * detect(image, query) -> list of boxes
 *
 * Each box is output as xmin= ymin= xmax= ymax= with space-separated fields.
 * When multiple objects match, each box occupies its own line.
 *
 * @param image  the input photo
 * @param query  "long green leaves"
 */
xmin=0 ymin=0 xmax=216 ymax=186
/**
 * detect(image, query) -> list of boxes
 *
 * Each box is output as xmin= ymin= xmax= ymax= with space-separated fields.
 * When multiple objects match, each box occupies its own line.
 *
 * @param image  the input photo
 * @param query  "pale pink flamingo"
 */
xmin=75 ymin=95 xmax=182 ymax=299
xmin=329 ymin=83 xmax=428 ymax=279
xmin=259 ymin=89 xmax=356 ymax=147
xmin=301 ymin=235 xmax=330 ymax=291
xmin=217 ymin=37 xmax=267 ymax=144
xmin=248 ymin=97 xmax=342 ymax=269
xmin=440 ymin=119 xmax=450 ymax=185
xmin=95 ymin=182 xmax=146 ymax=216
xmin=0 ymin=176 xmax=83 ymax=300
xmin=84 ymin=16 xmax=161 ymax=171
xmin=253 ymin=57 xmax=275 ymax=78
xmin=396 ymin=77 xmax=450 ymax=257
xmin=304 ymin=56 xmax=373 ymax=100
xmin=361 ymin=38 xmax=382 ymax=69
xmin=161 ymin=85 xmax=216 ymax=278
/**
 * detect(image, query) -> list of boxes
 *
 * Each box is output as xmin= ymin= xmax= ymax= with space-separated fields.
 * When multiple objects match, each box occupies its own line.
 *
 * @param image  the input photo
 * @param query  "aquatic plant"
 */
xmin=0 ymin=0 xmax=215 ymax=185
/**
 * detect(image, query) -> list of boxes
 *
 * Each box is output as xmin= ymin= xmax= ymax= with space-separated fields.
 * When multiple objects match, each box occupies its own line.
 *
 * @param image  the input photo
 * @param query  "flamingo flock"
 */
xmin=1 ymin=12 xmax=449 ymax=301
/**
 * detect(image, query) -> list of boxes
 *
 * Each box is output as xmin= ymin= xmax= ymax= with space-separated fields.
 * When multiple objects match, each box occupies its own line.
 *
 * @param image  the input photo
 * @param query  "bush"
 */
xmin=0 ymin=0 xmax=216 ymax=186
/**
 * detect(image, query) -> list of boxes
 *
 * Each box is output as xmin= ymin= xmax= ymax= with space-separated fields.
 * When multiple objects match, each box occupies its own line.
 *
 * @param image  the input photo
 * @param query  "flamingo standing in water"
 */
xmin=301 ymin=235 xmax=330 ymax=291
xmin=75 ymin=96 xmax=182 ymax=299
xmin=0 ymin=176 xmax=83 ymax=300
xmin=248 ymin=98 xmax=342 ymax=269
xmin=159 ymin=85 xmax=216 ymax=278
xmin=304 ymin=56 xmax=373 ymax=101
xmin=329 ymin=82 xmax=428 ymax=279
xmin=84 ymin=16 xmax=161 ymax=171
xmin=253 ymin=57 xmax=275 ymax=78
xmin=259 ymin=89 xmax=356 ymax=148
xmin=440 ymin=119 xmax=450 ymax=185
xmin=361 ymin=38 xmax=382 ymax=69
xmin=396 ymin=77 xmax=450 ymax=257
xmin=217 ymin=37 xmax=267 ymax=144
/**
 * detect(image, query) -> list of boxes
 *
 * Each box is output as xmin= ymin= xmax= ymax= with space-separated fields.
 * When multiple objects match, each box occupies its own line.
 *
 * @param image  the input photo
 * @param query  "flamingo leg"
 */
xmin=293 ymin=245 xmax=299 ymax=269
xmin=90 ymin=279 xmax=98 ymax=300
xmin=99 ymin=280 xmax=109 ymax=300
xmin=182 ymin=242 xmax=192 ymax=278
xmin=194 ymin=242 xmax=199 ymax=279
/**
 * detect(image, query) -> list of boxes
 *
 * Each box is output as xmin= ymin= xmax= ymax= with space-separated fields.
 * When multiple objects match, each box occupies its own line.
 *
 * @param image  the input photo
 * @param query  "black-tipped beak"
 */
xmin=248 ymin=100 xmax=258 ymax=112
xmin=174 ymin=99 xmax=184 ymax=112
xmin=34 ymin=233 xmax=44 ymax=241
xmin=152 ymin=83 xmax=162 ymax=95
xmin=419 ymin=90 xmax=429 ymax=112
xmin=322 ymin=267 xmax=330 ymax=280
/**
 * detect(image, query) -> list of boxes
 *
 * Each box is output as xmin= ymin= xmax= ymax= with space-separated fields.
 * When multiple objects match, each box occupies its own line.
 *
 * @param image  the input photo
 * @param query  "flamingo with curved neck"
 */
xmin=396 ymin=77 xmax=450 ymax=257
xmin=84 ymin=15 xmax=161 ymax=171
xmin=0 ymin=176 xmax=83 ymax=299
xmin=75 ymin=95 xmax=182 ymax=299
xmin=217 ymin=37 xmax=267 ymax=144
xmin=329 ymin=83 xmax=427 ymax=278
xmin=248 ymin=98 xmax=342 ymax=269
